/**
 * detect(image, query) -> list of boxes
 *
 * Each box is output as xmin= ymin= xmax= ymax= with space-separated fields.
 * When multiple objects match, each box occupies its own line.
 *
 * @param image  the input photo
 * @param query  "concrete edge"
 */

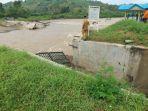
xmin=84 ymin=40 xmax=148 ymax=49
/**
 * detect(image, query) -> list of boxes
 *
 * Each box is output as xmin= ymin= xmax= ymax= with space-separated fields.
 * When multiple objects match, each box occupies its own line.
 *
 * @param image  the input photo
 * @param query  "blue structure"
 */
xmin=118 ymin=4 xmax=148 ymax=20
xmin=119 ymin=4 xmax=148 ymax=11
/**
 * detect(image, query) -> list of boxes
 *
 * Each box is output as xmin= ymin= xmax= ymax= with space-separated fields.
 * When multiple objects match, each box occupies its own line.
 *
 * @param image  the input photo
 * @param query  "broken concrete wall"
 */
xmin=72 ymin=39 xmax=148 ymax=94
xmin=134 ymin=49 xmax=148 ymax=94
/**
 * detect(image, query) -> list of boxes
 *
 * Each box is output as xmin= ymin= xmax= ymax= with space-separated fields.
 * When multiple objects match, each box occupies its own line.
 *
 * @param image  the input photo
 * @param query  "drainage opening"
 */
xmin=36 ymin=52 xmax=71 ymax=66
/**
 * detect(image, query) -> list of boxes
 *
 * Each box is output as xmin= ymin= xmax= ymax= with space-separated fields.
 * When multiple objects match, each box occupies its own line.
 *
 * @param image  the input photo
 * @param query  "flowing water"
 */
xmin=0 ymin=18 xmax=122 ymax=55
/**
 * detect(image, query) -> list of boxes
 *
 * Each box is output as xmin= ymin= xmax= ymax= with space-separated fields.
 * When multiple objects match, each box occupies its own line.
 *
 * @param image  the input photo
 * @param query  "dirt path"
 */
xmin=0 ymin=18 xmax=122 ymax=55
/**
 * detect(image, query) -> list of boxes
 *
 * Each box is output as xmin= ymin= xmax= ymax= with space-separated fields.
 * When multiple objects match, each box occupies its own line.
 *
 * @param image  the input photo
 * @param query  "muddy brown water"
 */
xmin=0 ymin=26 xmax=18 ymax=33
xmin=0 ymin=18 xmax=122 ymax=56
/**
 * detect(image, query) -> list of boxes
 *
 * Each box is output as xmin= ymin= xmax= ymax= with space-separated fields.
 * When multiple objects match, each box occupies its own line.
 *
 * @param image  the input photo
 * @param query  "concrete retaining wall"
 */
xmin=72 ymin=39 xmax=148 ymax=94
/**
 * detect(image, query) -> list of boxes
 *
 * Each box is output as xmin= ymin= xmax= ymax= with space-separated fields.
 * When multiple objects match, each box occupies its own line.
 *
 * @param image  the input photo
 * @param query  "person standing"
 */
xmin=143 ymin=10 xmax=148 ymax=23
xmin=82 ymin=16 xmax=90 ymax=40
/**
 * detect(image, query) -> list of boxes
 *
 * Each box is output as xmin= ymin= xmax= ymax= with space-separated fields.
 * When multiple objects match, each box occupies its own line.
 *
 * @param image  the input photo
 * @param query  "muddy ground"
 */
xmin=0 ymin=18 xmax=122 ymax=55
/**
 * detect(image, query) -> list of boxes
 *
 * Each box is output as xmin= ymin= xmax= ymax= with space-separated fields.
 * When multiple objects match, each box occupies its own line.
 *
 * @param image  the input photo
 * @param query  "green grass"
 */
xmin=88 ymin=20 xmax=148 ymax=47
xmin=0 ymin=46 xmax=147 ymax=111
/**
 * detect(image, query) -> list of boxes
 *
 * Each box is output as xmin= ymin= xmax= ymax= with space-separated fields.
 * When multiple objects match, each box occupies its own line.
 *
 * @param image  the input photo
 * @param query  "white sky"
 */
xmin=98 ymin=0 xmax=148 ymax=4
xmin=0 ymin=0 xmax=148 ymax=5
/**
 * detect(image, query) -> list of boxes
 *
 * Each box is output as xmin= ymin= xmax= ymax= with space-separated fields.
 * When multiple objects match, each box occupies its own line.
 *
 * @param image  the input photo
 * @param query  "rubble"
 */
xmin=2 ymin=20 xmax=49 ymax=30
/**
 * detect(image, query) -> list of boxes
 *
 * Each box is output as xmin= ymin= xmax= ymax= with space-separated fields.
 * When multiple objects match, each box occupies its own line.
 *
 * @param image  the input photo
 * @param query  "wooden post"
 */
xmin=138 ymin=11 xmax=140 ymax=21
xmin=125 ymin=11 xmax=127 ymax=19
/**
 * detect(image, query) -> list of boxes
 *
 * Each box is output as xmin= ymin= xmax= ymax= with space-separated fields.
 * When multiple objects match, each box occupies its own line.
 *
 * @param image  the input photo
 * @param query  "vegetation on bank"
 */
xmin=0 ymin=0 xmax=123 ymax=21
xmin=0 ymin=46 xmax=147 ymax=111
xmin=88 ymin=20 xmax=148 ymax=47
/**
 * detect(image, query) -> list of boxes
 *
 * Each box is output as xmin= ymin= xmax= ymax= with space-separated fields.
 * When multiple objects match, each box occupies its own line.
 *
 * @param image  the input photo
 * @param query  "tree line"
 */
xmin=0 ymin=1 xmax=29 ymax=19
xmin=0 ymin=0 xmax=123 ymax=20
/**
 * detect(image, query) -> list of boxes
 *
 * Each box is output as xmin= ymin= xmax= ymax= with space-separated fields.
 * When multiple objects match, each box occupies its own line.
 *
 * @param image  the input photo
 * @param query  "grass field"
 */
xmin=0 ymin=46 xmax=147 ymax=111
xmin=88 ymin=20 xmax=148 ymax=47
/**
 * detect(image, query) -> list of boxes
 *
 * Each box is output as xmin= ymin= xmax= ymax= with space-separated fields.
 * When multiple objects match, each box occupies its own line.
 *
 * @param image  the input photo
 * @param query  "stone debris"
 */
xmin=125 ymin=40 xmax=134 ymax=44
xmin=2 ymin=21 xmax=49 ymax=30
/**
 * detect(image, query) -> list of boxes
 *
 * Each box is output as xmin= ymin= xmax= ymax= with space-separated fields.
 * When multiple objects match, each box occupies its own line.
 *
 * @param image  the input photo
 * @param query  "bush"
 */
xmin=86 ymin=64 xmax=148 ymax=111
xmin=86 ymin=75 xmax=121 ymax=102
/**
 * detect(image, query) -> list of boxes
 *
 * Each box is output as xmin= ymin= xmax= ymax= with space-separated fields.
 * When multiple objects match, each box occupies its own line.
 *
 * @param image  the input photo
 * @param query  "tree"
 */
xmin=5 ymin=1 xmax=29 ymax=18
xmin=13 ymin=0 xmax=22 ymax=8
xmin=0 ymin=2 xmax=5 ymax=18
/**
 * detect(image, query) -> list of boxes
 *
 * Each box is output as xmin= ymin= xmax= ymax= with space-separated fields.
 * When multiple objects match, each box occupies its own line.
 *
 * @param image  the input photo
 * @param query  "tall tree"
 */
xmin=0 ymin=2 xmax=5 ymax=17
xmin=13 ymin=0 xmax=22 ymax=8
xmin=5 ymin=1 xmax=29 ymax=18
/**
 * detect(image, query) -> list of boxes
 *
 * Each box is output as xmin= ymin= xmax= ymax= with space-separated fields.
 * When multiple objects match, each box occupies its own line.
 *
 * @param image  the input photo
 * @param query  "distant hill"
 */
xmin=2 ymin=0 xmax=123 ymax=20
xmin=22 ymin=0 xmax=123 ymax=18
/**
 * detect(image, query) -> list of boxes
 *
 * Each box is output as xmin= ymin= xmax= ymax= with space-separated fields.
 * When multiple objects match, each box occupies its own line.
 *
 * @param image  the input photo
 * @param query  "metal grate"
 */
xmin=36 ymin=52 xmax=71 ymax=66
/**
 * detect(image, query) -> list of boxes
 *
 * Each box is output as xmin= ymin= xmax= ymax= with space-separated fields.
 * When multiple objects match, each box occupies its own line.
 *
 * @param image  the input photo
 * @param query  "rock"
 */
xmin=125 ymin=40 xmax=134 ymax=44
xmin=35 ymin=22 xmax=46 ymax=29
xmin=1 ymin=20 xmax=47 ymax=30
xmin=24 ymin=22 xmax=46 ymax=30
xmin=25 ymin=22 xmax=36 ymax=30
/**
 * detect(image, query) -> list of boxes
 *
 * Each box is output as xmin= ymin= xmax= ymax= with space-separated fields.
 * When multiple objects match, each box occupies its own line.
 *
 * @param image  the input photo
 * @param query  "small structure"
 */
xmin=118 ymin=4 xmax=148 ymax=21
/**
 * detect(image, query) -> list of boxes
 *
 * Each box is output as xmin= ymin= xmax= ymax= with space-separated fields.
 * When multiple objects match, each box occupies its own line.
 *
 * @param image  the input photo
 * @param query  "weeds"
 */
xmin=86 ymin=64 xmax=148 ymax=111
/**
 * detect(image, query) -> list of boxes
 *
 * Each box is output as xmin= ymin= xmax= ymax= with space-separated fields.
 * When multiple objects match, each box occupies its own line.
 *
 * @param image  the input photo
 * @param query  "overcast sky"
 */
xmin=0 ymin=0 xmax=148 ymax=4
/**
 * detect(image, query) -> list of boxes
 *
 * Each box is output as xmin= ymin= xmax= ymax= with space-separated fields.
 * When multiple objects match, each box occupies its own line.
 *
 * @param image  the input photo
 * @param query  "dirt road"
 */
xmin=0 ymin=18 xmax=122 ymax=55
